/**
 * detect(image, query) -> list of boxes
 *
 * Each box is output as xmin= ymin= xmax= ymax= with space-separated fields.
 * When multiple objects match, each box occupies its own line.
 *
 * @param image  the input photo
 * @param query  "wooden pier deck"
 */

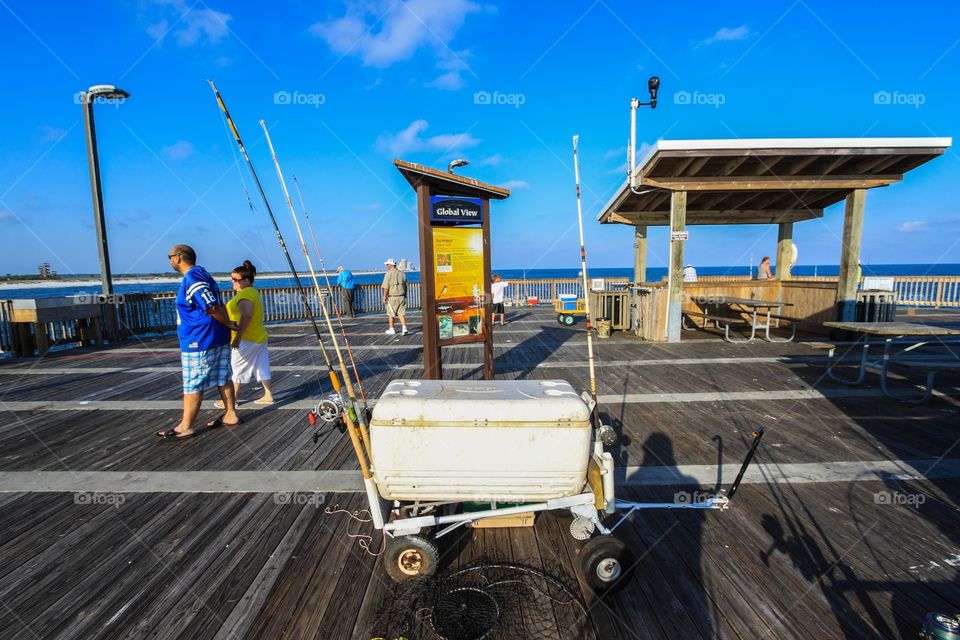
xmin=0 ymin=307 xmax=958 ymax=639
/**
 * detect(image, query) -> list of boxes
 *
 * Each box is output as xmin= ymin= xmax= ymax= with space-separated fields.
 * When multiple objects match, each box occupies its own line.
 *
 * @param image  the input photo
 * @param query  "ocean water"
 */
xmin=2 ymin=264 xmax=958 ymax=300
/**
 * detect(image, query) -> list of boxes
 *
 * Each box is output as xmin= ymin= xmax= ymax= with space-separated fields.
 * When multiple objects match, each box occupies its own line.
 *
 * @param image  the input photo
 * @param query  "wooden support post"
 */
xmin=666 ymin=192 xmax=687 ymax=342
xmin=631 ymin=224 xmax=648 ymax=335
xmin=837 ymin=189 xmax=866 ymax=322
xmin=776 ymin=222 xmax=794 ymax=281
xmin=416 ymin=182 xmax=442 ymax=379
xmin=633 ymin=225 xmax=647 ymax=284
xmin=481 ymin=199 xmax=494 ymax=380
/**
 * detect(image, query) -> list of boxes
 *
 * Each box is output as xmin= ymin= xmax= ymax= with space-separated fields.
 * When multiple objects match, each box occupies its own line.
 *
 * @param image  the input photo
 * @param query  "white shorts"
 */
xmin=231 ymin=340 xmax=271 ymax=384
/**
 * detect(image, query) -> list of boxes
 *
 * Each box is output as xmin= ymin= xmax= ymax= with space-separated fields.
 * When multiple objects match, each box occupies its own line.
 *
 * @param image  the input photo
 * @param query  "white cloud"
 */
xmin=427 ymin=70 xmax=465 ymax=90
xmin=603 ymin=147 xmax=625 ymax=160
xmin=501 ymin=179 xmax=529 ymax=190
xmin=0 ymin=210 xmax=14 ymax=222
xmin=703 ymin=25 xmax=749 ymax=45
xmin=311 ymin=0 xmax=478 ymax=67
xmin=356 ymin=202 xmax=382 ymax=212
xmin=897 ymin=221 xmax=928 ymax=232
xmin=477 ymin=154 xmax=502 ymax=166
xmin=376 ymin=120 xmax=480 ymax=156
xmin=147 ymin=1 xmax=231 ymax=47
xmin=161 ymin=140 xmax=196 ymax=160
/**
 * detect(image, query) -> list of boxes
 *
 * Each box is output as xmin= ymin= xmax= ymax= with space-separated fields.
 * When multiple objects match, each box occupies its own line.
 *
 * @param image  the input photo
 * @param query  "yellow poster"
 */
xmin=433 ymin=227 xmax=484 ymax=341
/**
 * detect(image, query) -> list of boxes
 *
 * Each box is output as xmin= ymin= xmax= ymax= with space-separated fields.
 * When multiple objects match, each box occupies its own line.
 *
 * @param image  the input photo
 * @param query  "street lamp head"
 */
xmin=647 ymin=76 xmax=660 ymax=108
xmin=85 ymin=84 xmax=129 ymax=102
xmin=447 ymin=158 xmax=469 ymax=173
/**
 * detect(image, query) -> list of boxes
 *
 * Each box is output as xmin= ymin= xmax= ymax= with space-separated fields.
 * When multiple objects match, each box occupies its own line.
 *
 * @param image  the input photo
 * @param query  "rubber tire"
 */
xmin=577 ymin=536 xmax=634 ymax=594
xmin=557 ymin=313 xmax=565 ymax=324
xmin=383 ymin=535 xmax=440 ymax=582
xmin=563 ymin=314 xmax=575 ymax=326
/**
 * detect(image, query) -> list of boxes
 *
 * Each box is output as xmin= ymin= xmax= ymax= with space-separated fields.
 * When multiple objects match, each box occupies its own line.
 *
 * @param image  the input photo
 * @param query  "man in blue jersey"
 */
xmin=336 ymin=265 xmax=356 ymax=318
xmin=156 ymin=244 xmax=240 ymax=439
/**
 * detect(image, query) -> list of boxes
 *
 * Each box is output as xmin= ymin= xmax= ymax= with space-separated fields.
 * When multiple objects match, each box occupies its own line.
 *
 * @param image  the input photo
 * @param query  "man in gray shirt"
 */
xmin=381 ymin=258 xmax=408 ymax=335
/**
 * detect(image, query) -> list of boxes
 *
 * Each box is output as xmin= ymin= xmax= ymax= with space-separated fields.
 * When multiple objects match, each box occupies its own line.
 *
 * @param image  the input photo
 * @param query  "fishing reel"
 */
xmin=920 ymin=612 xmax=960 ymax=639
xmin=307 ymin=392 xmax=348 ymax=442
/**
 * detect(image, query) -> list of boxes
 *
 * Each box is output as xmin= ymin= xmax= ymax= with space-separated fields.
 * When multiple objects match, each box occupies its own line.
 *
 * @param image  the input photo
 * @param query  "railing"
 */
xmin=507 ymin=277 xmax=629 ymax=303
xmin=894 ymin=276 xmax=960 ymax=308
xmin=0 ymin=300 xmax=15 ymax=354
xmin=2 ymin=274 xmax=958 ymax=355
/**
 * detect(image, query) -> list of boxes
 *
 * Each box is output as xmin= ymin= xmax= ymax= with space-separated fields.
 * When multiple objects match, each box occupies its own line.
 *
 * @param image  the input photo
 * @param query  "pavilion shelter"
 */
xmin=598 ymin=138 xmax=951 ymax=341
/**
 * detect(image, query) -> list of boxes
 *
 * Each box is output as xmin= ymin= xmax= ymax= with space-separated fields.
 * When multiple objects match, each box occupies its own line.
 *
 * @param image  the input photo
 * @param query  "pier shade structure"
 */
xmin=599 ymin=137 xmax=952 ymax=341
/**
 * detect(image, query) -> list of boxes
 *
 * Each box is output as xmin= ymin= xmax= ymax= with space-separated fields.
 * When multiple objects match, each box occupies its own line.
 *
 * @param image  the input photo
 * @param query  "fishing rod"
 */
xmin=572 ymin=135 xmax=600 ymax=429
xmin=259 ymin=120 xmax=372 ymax=451
xmin=291 ymin=174 xmax=368 ymax=406
xmin=207 ymin=80 xmax=371 ymax=478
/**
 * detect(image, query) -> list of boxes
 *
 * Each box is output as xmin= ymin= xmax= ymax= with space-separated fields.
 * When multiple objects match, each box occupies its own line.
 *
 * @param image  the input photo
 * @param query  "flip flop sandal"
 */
xmin=156 ymin=428 xmax=197 ymax=440
xmin=207 ymin=415 xmax=243 ymax=429
xmin=213 ymin=400 xmax=242 ymax=410
xmin=253 ymin=399 xmax=275 ymax=405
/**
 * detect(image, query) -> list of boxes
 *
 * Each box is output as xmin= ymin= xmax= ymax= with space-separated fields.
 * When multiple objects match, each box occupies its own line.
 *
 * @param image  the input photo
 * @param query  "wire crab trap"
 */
xmin=369 ymin=559 xmax=592 ymax=640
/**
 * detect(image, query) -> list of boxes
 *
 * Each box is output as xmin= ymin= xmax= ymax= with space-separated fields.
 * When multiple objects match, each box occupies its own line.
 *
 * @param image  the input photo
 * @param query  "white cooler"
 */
xmin=370 ymin=379 xmax=592 ymax=502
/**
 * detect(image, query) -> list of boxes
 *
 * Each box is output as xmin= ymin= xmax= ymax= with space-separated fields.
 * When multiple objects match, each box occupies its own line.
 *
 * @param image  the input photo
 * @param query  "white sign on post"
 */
xmin=671 ymin=231 xmax=689 ymax=241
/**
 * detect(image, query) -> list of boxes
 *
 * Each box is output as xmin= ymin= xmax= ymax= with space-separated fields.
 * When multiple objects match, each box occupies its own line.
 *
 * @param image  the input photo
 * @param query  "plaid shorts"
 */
xmin=181 ymin=344 xmax=231 ymax=394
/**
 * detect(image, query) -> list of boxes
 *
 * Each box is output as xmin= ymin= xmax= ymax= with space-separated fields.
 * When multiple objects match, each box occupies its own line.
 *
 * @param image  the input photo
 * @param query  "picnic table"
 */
xmin=687 ymin=296 xmax=796 ymax=343
xmin=820 ymin=321 xmax=960 ymax=403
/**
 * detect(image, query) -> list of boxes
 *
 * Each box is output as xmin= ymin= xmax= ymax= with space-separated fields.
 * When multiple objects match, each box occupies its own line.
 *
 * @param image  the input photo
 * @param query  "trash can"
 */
xmin=596 ymin=318 xmax=612 ymax=339
xmin=856 ymin=291 xmax=897 ymax=322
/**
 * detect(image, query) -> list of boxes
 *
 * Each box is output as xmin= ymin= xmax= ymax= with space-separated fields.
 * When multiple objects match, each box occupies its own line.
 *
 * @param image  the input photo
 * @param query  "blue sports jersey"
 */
xmin=176 ymin=266 xmax=229 ymax=352
xmin=336 ymin=269 xmax=355 ymax=290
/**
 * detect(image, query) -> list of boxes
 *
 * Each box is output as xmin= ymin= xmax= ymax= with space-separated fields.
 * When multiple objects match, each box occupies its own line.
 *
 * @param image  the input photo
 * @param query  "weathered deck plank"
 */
xmin=0 ymin=308 xmax=958 ymax=639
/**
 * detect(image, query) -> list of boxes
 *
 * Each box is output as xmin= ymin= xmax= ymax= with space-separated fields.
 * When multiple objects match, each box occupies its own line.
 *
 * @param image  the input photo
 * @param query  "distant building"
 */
xmin=398 ymin=258 xmax=409 ymax=271
xmin=38 ymin=263 xmax=53 ymax=279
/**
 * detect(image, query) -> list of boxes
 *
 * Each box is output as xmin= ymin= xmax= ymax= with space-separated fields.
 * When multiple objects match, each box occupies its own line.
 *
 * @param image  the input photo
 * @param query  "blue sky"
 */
xmin=0 ymin=0 xmax=958 ymax=276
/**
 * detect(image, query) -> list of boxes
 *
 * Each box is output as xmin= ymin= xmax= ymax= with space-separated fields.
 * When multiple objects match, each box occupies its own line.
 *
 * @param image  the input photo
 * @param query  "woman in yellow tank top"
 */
xmin=219 ymin=260 xmax=274 ymax=406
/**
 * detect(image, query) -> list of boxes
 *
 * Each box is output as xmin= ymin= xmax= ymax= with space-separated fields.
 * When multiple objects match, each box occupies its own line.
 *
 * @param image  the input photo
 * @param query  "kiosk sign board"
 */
xmin=433 ymin=226 xmax=485 ymax=343
xmin=430 ymin=196 xmax=483 ymax=224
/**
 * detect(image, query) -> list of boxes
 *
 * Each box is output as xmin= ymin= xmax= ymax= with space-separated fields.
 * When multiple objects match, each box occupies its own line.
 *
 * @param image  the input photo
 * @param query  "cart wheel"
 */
xmin=384 ymin=535 xmax=439 ymax=582
xmin=577 ymin=536 xmax=634 ymax=594
xmin=557 ymin=313 xmax=565 ymax=324
xmin=563 ymin=314 xmax=575 ymax=326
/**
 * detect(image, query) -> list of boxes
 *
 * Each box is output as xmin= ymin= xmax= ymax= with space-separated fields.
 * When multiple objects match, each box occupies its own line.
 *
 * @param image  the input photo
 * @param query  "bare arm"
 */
xmin=206 ymin=304 xmax=237 ymax=332
xmin=231 ymin=299 xmax=254 ymax=348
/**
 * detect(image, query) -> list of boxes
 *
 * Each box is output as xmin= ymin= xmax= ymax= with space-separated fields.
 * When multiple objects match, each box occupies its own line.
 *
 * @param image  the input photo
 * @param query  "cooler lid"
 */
xmin=371 ymin=379 xmax=591 ymax=426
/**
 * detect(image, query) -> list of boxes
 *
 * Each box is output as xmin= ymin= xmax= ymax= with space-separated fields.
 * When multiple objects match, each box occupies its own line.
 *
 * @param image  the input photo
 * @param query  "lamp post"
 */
xmin=81 ymin=84 xmax=128 ymax=296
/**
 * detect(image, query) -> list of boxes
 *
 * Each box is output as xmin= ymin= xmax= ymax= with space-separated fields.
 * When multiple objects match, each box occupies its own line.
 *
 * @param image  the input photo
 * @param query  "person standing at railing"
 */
xmin=382 ymin=258 xmax=408 ymax=335
xmin=336 ymin=266 xmax=356 ymax=319
xmin=218 ymin=260 xmax=274 ymax=407
xmin=157 ymin=244 xmax=240 ymax=440
xmin=491 ymin=273 xmax=510 ymax=326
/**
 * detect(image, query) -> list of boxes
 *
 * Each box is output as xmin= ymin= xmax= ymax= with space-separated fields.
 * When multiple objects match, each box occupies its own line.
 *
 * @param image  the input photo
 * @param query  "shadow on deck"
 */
xmin=0 ymin=307 xmax=958 ymax=639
